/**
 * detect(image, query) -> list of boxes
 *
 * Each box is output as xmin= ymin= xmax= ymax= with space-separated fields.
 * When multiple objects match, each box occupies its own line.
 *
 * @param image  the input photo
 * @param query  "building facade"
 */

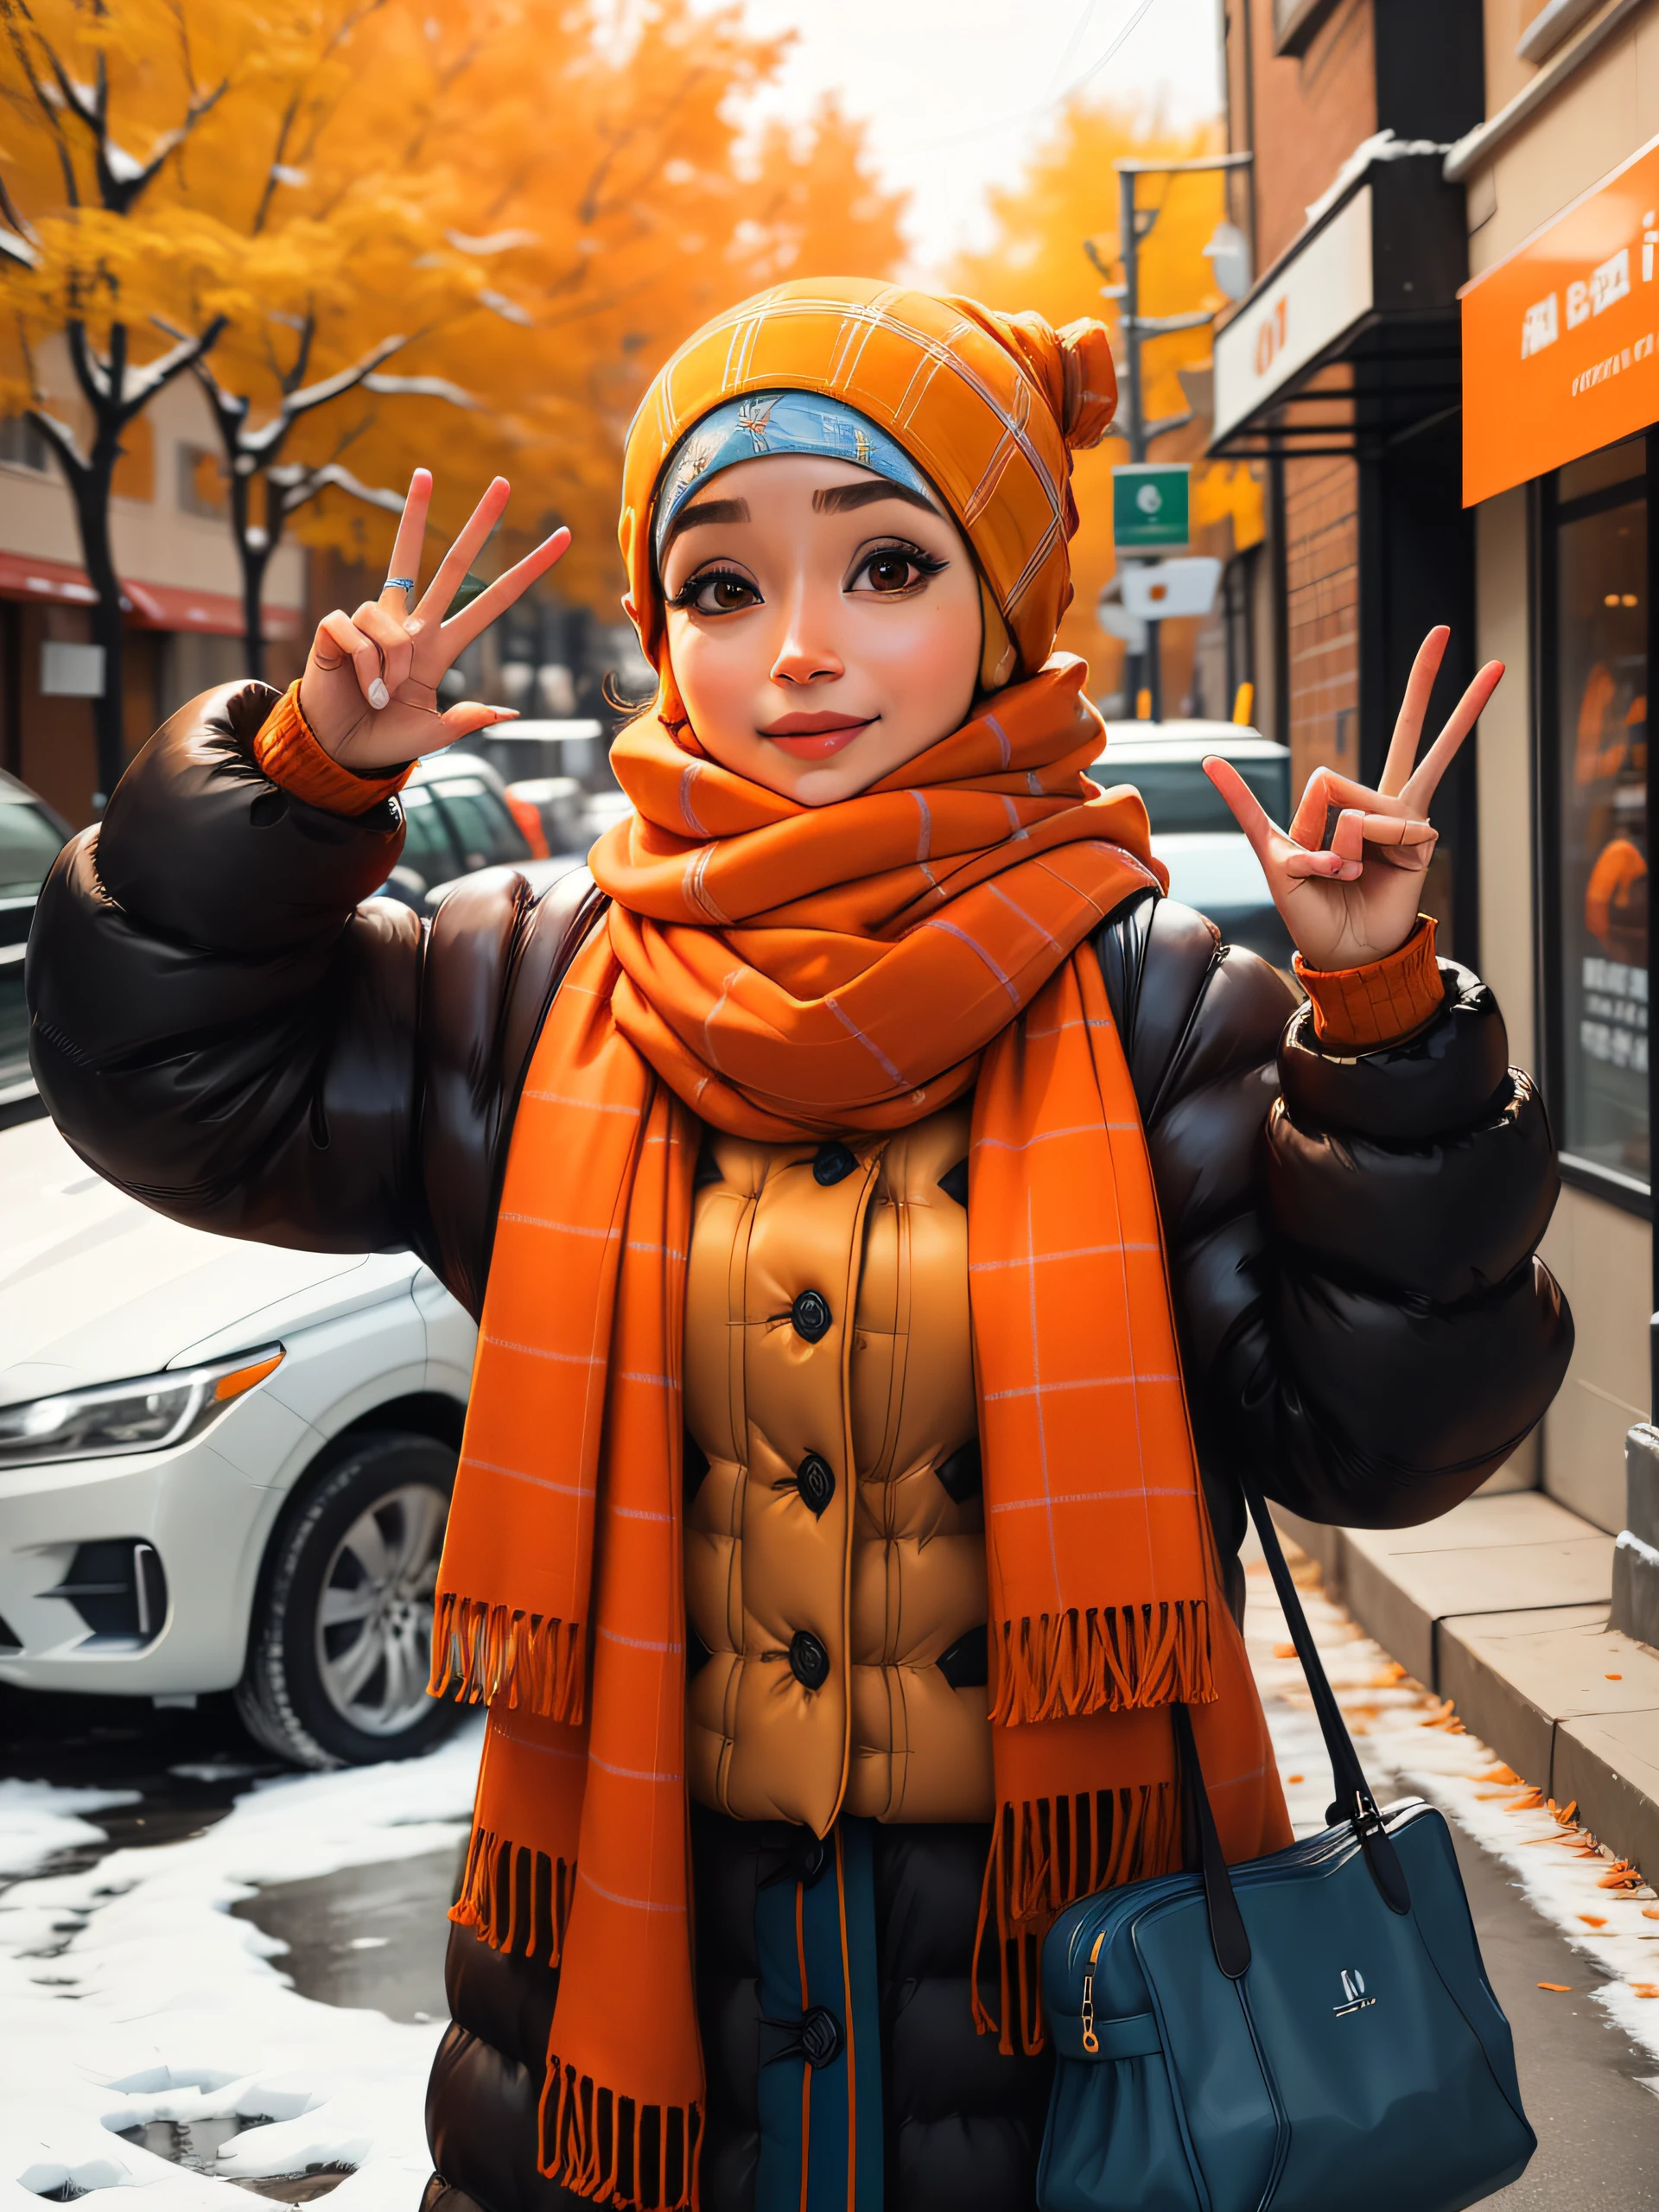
xmin=1214 ymin=0 xmax=1659 ymax=1534
xmin=0 ymin=348 xmax=306 ymax=829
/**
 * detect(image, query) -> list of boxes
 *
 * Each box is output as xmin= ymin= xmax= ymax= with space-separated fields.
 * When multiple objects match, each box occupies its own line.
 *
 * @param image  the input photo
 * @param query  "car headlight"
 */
xmin=0 ymin=1346 xmax=284 ymax=1469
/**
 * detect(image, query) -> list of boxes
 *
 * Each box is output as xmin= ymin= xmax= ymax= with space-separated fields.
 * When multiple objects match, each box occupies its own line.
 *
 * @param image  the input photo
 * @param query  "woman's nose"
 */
xmin=769 ymin=590 xmax=844 ymax=686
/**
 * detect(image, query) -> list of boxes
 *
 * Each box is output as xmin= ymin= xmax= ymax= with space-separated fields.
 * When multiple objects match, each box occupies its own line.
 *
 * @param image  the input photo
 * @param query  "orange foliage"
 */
xmin=0 ymin=0 xmax=910 ymax=622
xmin=952 ymin=99 xmax=1263 ymax=705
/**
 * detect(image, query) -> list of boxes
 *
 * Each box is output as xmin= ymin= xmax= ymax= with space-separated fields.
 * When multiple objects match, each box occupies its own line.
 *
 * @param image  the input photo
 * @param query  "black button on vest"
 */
xmin=812 ymin=1141 xmax=857 ymax=1186
xmin=791 ymin=1289 xmax=832 ymax=1342
xmin=800 ymin=2006 xmax=844 ymax=2069
xmin=789 ymin=1628 xmax=830 ymax=1690
xmin=795 ymin=1452 xmax=836 ymax=1516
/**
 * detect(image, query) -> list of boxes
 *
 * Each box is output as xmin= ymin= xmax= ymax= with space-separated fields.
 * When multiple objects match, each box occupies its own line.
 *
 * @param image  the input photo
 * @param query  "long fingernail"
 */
xmin=368 ymin=677 xmax=390 ymax=710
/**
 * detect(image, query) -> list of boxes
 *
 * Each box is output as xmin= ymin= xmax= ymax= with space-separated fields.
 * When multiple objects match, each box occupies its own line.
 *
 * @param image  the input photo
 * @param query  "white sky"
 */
xmin=719 ymin=0 xmax=1225 ymax=276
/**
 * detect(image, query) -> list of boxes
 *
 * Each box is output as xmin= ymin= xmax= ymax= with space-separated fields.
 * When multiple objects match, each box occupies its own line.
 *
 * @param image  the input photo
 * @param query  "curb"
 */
xmin=1274 ymin=1491 xmax=1659 ymax=1883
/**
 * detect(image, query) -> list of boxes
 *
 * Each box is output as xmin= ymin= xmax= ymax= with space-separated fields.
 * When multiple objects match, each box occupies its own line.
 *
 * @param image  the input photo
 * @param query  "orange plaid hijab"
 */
xmin=431 ymin=283 xmax=1288 ymax=2210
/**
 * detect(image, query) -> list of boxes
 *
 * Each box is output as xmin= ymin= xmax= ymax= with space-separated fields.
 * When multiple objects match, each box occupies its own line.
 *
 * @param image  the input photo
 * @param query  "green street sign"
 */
xmin=1112 ymin=464 xmax=1190 ymax=550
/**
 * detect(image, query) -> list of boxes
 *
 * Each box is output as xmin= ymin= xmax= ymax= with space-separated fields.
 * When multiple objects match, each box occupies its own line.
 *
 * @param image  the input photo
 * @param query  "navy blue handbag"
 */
xmin=1038 ymin=1472 xmax=1535 ymax=2212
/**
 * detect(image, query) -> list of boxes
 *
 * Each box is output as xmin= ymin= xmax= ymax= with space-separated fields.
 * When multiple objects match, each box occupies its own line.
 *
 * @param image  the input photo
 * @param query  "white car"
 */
xmin=1095 ymin=719 xmax=1294 ymax=968
xmin=0 ymin=1115 xmax=478 ymax=1768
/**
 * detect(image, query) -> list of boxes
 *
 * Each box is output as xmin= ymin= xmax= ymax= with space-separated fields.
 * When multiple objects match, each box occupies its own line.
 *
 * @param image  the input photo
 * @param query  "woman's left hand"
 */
xmin=1202 ymin=626 xmax=1503 ymax=972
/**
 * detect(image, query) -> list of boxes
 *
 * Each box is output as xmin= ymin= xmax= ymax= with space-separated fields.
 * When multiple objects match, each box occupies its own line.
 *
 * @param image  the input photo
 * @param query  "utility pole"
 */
xmin=1088 ymin=150 xmax=1252 ymax=721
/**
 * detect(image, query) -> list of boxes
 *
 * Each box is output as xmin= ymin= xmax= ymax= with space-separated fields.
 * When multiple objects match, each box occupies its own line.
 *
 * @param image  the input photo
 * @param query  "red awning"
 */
xmin=0 ymin=550 xmax=300 ymax=639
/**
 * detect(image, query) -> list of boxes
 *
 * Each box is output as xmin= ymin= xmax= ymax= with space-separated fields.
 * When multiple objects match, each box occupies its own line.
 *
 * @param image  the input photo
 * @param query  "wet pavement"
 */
xmin=230 ymin=1847 xmax=459 ymax=2025
xmin=1455 ymin=1821 xmax=1659 ymax=2206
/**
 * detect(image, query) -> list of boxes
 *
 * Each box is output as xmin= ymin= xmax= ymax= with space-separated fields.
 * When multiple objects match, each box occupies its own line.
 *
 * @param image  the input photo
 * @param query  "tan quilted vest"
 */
xmin=683 ymin=1103 xmax=994 ymax=1834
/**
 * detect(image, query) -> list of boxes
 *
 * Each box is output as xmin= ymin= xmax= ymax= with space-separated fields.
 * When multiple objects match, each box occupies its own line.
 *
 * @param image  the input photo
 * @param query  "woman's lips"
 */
xmin=760 ymin=712 xmax=875 ymax=760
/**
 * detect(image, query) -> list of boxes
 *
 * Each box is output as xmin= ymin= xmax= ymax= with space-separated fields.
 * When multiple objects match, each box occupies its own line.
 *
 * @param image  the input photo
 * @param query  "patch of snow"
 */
xmin=0 ymin=1782 xmax=138 ymax=1879
xmin=0 ymin=1724 xmax=481 ymax=2212
xmin=1304 ymin=129 xmax=1449 ymax=230
xmin=167 ymin=1764 xmax=264 ymax=1787
xmin=102 ymin=143 xmax=146 ymax=188
xmin=1244 ymin=1545 xmax=1659 ymax=2069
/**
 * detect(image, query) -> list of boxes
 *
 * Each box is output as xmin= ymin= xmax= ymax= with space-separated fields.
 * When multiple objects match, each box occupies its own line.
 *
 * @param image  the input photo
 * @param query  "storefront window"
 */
xmin=1550 ymin=454 xmax=1648 ymax=1187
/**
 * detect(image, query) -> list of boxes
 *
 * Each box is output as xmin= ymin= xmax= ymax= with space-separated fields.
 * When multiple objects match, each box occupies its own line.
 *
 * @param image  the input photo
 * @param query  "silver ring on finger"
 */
xmin=385 ymin=576 xmax=416 ymax=596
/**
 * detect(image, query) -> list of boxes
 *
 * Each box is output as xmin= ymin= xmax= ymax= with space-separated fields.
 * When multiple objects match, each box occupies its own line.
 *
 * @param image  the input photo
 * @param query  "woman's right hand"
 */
xmin=298 ymin=469 xmax=571 ymax=772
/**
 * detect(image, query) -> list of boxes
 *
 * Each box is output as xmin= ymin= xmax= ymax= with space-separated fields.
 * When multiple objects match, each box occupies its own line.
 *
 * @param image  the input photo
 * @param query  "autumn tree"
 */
xmin=953 ymin=99 xmax=1259 ymax=702
xmin=0 ymin=0 xmax=255 ymax=793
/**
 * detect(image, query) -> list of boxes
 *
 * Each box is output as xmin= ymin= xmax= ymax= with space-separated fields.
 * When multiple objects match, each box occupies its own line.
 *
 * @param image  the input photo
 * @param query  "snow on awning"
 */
xmin=0 ymin=550 xmax=299 ymax=639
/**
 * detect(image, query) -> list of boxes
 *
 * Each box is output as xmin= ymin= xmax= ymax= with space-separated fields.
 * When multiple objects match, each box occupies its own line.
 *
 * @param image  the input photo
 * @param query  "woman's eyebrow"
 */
xmin=664 ymin=495 xmax=749 ymax=543
xmin=813 ymin=480 xmax=938 ymax=517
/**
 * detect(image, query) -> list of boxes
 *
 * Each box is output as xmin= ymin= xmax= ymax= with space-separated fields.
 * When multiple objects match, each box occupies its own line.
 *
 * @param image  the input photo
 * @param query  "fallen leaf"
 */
xmin=1370 ymin=1662 xmax=1408 ymax=1688
xmin=1643 ymin=1908 xmax=1659 ymax=1921
xmin=1537 ymin=1982 xmax=1571 ymax=1993
xmin=1286 ymin=1774 xmax=1304 ymax=1784
xmin=1599 ymin=1860 xmax=1644 ymax=1891
xmin=1480 ymin=1764 xmax=1522 ymax=1786
xmin=1509 ymin=1788 xmax=1546 ymax=1811
xmin=1606 ymin=1673 xmax=1624 ymax=1681
xmin=1635 ymin=1984 xmax=1659 ymax=1999
xmin=1580 ymin=1914 xmax=1608 ymax=1929
xmin=1273 ymin=1643 xmax=1296 ymax=1659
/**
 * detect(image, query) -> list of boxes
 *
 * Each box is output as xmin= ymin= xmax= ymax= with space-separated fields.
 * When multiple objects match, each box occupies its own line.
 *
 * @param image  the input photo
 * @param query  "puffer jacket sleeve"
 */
xmin=1096 ymin=891 xmax=1572 ymax=1554
xmin=25 ymin=681 xmax=604 ymax=1316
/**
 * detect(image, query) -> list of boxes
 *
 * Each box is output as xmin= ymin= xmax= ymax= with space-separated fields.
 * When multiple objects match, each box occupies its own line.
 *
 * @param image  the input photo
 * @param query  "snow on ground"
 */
xmin=0 ymin=1783 xmax=141 ymax=1880
xmin=1243 ymin=1540 xmax=1659 ymax=2073
xmin=0 ymin=1723 xmax=481 ymax=2212
xmin=4 ymin=1549 xmax=1658 ymax=2212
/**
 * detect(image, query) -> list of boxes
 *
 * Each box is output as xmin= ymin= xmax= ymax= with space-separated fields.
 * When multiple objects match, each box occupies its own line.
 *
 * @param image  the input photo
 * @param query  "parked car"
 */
xmin=0 ymin=1112 xmax=478 ymax=1768
xmin=378 ymin=751 xmax=574 ymax=914
xmin=1095 ymin=719 xmax=1294 ymax=968
xmin=1 ymin=770 xmax=73 ymax=1128
xmin=503 ymin=773 xmax=588 ymax=861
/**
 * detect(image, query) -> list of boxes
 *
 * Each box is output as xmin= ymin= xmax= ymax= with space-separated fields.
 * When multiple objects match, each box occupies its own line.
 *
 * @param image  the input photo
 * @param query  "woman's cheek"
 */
xmin=668 ymin=623 xmax=753 ymax=747
xmin=862 ymin=600 xmax=980 ymax=731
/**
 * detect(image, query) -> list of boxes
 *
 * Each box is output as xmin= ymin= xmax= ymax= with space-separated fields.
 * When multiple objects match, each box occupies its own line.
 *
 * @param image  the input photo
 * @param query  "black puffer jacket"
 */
xmin=28 ymin=683 xmax=1571 ymax=2212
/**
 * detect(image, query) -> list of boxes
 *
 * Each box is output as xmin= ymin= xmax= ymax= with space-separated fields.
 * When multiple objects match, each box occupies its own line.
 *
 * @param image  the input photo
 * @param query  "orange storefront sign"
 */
xmin=1463 ymin=131 xmax=1659 ymax=506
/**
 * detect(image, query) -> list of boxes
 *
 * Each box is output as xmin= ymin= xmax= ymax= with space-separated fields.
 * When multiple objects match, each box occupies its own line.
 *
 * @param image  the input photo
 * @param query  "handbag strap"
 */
xmin=1173 ymin=1470 xmax=1412 ymax=1978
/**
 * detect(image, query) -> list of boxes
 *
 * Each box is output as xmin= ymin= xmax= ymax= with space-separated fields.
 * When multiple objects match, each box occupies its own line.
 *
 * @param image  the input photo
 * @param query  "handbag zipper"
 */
xmin=1080 ymin=1931 xmax=1105 ymax=2052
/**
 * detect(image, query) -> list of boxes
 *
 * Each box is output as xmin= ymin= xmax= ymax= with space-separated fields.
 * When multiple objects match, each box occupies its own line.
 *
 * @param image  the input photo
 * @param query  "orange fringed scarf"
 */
xmin=430 ymin=657 xmax=1290 ymax=2209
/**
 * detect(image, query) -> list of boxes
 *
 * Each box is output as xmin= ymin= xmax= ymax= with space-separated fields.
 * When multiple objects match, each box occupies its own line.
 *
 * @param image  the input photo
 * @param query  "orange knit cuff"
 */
xmin=251 ymin=679 xmax=411 ymax=817
xmin=1294 ymin=917 xmax=1446 ymax=1053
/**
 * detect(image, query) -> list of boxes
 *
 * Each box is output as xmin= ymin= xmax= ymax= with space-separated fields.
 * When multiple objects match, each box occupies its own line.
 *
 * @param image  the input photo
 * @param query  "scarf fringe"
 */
xmin=449 ymin=1825 xmax=575 ymax=1967
xmin=988 ymin=1602 xmax=1213 ymax=1726
xmin=971 ymin=1783 xmax=1182 ymax=2056
xmin=429 ymin=1592 xmax=586 ymax=1721
xmin=540 ymin=2061 xmax=702 ymax=2211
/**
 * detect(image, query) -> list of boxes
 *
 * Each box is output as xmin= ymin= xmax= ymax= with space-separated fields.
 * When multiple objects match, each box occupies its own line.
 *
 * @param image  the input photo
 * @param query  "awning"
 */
xmin=1208 ymin=149 xmax=1468 ymax=462
xmin=0 ymin=550 xmax=300 ymax=639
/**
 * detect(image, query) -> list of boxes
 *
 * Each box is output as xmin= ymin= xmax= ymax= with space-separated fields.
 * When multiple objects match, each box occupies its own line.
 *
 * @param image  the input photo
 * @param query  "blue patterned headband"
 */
xmin=652 ymin=391 xmax=938 ymax=560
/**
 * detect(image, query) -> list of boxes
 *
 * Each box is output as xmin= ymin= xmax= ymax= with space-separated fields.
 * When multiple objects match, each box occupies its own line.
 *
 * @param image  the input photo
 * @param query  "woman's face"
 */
xmin=651 ymin=453 xmax=983 ymax=805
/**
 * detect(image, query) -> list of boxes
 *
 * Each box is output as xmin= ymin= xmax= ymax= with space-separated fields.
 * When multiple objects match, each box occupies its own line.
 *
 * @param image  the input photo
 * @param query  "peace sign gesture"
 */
xmin=1203 ymin=627 xmax=1503 ymax=972
xmin=298 ymin=469 xmax=571 ymax=773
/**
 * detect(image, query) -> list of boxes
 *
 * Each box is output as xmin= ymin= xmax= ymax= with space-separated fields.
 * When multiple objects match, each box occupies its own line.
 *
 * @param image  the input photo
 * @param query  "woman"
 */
xmin=28 ymin=278 xmax=1569 ymax=2212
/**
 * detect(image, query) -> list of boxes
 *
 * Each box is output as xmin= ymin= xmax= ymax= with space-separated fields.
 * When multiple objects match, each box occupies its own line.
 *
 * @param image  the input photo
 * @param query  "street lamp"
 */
xmin=1087 ymin=149 xmax=1253 ymax=719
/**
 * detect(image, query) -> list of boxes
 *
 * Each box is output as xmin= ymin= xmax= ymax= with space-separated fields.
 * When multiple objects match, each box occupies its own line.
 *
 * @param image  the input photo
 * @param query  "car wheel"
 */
xmin=236 ymin=1432 xmax=460 ymax=1770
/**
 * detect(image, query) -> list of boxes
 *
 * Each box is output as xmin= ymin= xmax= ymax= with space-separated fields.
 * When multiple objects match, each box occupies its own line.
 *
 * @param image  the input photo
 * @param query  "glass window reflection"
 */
xmin=1555 ymin=491 xmax=1648 ymax=1183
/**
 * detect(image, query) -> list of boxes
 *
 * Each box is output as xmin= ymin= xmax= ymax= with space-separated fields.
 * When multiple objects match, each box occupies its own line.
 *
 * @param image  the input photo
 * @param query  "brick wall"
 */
xmin=1284 ymin=454 xmax=1360 ymax=804
xmin=1224 ymin=0 xmax=1376 ymax=270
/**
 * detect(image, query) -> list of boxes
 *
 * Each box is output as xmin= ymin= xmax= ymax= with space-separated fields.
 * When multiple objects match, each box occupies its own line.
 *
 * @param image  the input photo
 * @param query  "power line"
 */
xmin=906 ymin=0 xmax=1166 ymax=153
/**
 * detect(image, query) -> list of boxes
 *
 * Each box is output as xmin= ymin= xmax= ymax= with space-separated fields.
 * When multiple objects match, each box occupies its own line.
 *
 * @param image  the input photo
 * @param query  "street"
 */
xmin=2 ymin=1539 xmax=1656 ymax=2212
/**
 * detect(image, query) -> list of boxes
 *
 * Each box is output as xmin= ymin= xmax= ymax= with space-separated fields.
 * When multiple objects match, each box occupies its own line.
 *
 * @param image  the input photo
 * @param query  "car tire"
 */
xmin=236 ymin=1432 xmax=461 ymax=1770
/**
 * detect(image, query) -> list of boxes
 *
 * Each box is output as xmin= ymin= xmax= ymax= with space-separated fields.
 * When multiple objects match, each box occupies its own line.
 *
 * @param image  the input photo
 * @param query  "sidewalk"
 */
xmin=1275 ymin=1490 xmax=1659 ymax=1884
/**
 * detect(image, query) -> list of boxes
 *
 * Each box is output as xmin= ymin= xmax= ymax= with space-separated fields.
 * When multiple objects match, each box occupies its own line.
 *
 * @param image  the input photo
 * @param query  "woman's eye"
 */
xmin=682 ymin=571 xmax=760 ymax=614
xmin=850 ymin=544 xmax=943 ymax=595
